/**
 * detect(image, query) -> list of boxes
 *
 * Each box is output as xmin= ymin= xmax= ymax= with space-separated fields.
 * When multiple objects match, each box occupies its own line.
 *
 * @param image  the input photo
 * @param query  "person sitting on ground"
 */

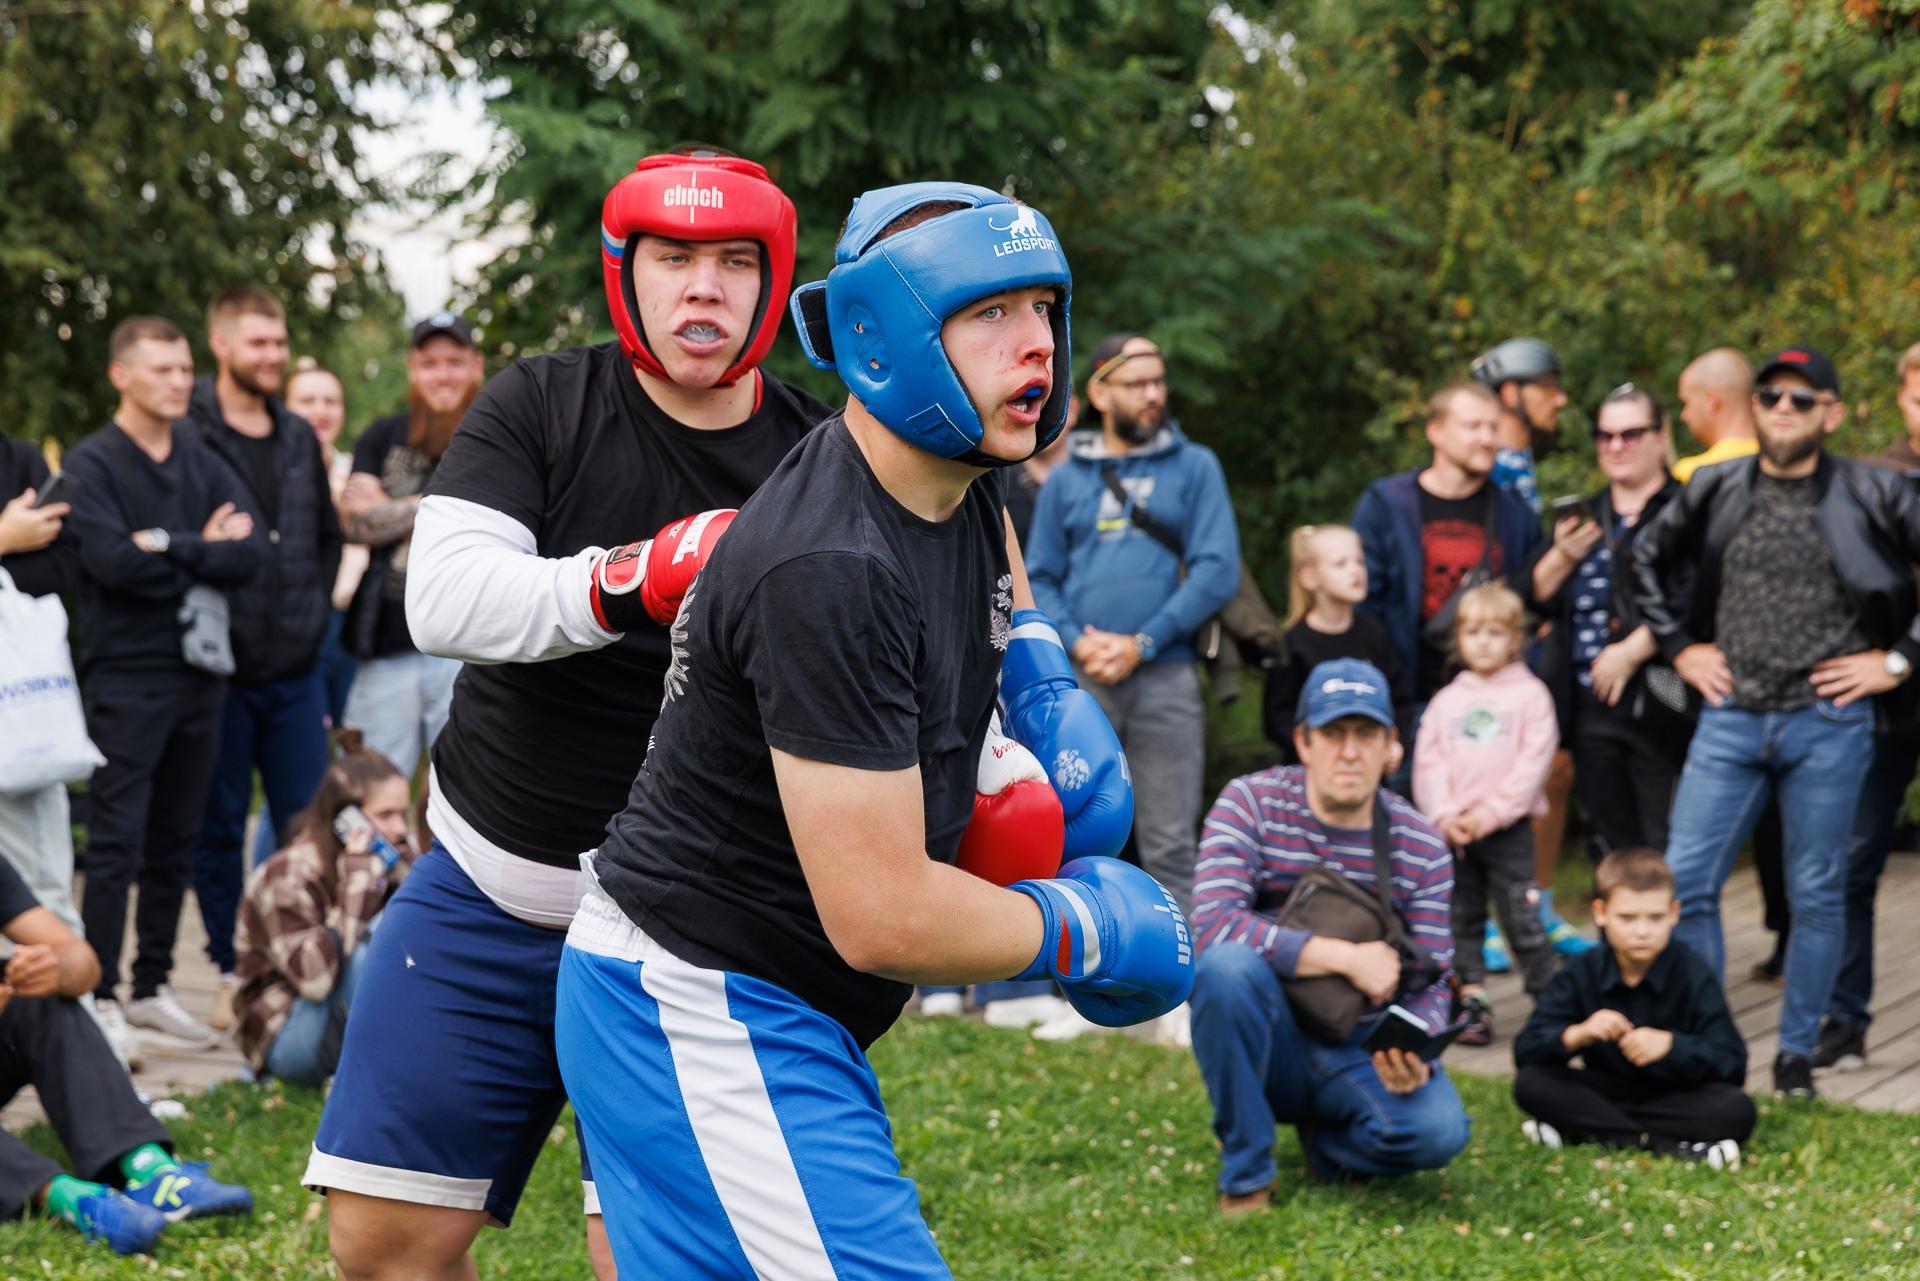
xmin=1190 ymin=659 xmax=1467 ymax=1213
xmin=1261 ymin=523 xmax=1409 ymax=764
xmin=0 ymin=848 xmax=252 ymax=1255
xmin=1512 ymin=846 xmax=1754 ymax=1169
xmin=232 ymin=735 xmax=412 ymax=1086
xmin=1414 ymin=581 xmax=1561 ymax=1044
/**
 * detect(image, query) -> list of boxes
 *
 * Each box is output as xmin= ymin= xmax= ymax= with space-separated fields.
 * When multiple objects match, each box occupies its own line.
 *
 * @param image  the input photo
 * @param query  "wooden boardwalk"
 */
xmin=11 ymin=856 xmax=1920 ymax=1132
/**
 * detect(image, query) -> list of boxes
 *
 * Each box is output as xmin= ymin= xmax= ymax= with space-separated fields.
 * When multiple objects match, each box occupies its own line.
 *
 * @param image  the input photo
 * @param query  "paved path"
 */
xmin=11 ymin=857 xmax=1920 ymax=1132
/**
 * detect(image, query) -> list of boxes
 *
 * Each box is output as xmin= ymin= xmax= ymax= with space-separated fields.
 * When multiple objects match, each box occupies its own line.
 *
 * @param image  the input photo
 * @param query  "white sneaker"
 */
xmin=126 ymin=986 xmax=220 ymax=1048
xmin=207 ymin=973 xmax=237 ymax=1032
xmin=981 ymin=994 xmax=1070 ymax=1029
xmin=1152 ymin=1004 xmax=1192 ymax=1048
xmin=89 ymin=997 xmax=144 ymax=1072
xmin=917 ymin=991 xmax=964 ymax=1018
xmin=1700 ymin=1139 xmax=1741 ymax=1172
xmin=1521 ymin=1119 xmax=1563 ymax=1150
xmin=1032 ymin=1006 xmax=1102 ymax=1042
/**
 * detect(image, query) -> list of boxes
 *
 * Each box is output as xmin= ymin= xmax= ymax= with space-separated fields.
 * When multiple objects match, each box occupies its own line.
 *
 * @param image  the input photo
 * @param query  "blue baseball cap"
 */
xmin=1295 ymin=659 xmax=1396 ymax=730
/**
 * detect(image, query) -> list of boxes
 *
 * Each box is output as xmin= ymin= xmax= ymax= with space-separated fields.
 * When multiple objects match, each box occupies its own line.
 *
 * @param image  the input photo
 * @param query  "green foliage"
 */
xmin=19 ymin=1029 xmax=1920 ymax=1278
xmin=0 ymin=1 xmax=424 ymax=450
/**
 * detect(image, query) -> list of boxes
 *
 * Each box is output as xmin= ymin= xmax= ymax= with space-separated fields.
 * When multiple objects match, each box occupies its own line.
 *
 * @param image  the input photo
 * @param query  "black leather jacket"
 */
xmin=1630 ymin=452 xmax=1920 ymax=720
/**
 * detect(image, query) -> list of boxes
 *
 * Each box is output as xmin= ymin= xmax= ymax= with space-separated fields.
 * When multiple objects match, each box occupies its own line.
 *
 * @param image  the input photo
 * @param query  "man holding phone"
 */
xmin=1189 ymin=660 xmax=1468 ymax=1214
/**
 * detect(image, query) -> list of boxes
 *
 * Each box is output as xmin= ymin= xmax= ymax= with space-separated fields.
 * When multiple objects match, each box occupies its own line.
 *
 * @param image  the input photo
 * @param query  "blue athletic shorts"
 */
xmin=302 ymin=844 xmax=594 ymax=1225
xmin=556 ymin=867 xmax=949 ymax=1279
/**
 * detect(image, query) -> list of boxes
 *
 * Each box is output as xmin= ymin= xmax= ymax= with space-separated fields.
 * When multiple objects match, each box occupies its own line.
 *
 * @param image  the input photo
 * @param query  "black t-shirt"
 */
xmin=593 ymin=418 xmax=1011 ymax=1049
xmin=350 ymin=414 xmax=437 ymax=657
xmin=426 ymin=343 xmax=829 ymax=866
xmin=1261 ymin=613 xmax=1408 ymax=760
xmin=0 ymin=855 xmax=38 ymax=930
xmin=231 ymin=431 xmax=281 ymax=528
xmin=1416 ymin=483 xmax=1501 ymax=699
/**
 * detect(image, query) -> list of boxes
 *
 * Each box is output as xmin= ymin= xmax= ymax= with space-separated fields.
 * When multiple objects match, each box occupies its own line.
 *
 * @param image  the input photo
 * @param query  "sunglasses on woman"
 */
xmin=1755 ymin=384 xmax=1833 ymax=413
xmin=1593 ymin=424 xmax=1657 ymax=447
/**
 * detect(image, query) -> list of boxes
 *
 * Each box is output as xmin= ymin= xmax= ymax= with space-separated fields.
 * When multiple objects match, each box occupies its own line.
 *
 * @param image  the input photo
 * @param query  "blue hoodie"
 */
xmin=1025 ymin=423 xmax=1240 ymax=663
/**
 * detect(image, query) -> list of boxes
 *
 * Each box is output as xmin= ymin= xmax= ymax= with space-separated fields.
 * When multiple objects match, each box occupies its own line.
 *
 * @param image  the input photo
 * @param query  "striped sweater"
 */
xmin=1192 ymin=766 xmax=1455 ymax=1032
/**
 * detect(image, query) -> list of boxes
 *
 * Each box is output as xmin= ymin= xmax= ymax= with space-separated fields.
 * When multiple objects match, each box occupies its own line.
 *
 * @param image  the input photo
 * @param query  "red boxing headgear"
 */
xmin=600 ymin=153 xmax=797 ymax=387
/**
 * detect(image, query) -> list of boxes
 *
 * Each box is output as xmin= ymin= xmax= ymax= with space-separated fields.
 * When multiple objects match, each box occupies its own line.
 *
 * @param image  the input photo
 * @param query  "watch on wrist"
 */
xmin=1132 ymin=632 xmax=1156 ymax=662
xmin=1886 ymin=650 xmax=1912 ymax=683
xmin=143 ymin=527 xmax=171 ymax=553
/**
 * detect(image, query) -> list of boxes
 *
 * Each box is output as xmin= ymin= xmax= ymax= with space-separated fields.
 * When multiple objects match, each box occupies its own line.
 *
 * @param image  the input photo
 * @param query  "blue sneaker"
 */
xmin=123 ymin=1162 xmax=254 ymax=1222
xmin=1484 ymin=923 xmax=1512 ymax=974
xmin=75 ymin=1189 xmax=168 ymax=1255
xmin=1537 ymin=890 xmax=1599 ymax=956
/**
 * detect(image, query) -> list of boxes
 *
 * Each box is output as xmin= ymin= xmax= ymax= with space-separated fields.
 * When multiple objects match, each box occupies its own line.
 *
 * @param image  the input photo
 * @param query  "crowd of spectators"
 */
xmin=9 ymin=284 xmax=1920 ymax=1244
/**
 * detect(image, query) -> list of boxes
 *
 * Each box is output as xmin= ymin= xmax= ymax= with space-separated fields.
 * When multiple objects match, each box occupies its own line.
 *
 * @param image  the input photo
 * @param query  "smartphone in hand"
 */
xmin=1363 ymin=1004 xmax=1472 ymax=1059
xmin=32 ymin=472 xmax=73 ymax=509
xmin=1549 ymin=493 xmax=1592 ymax=523
xmin=332 ymin=804 xmax=403 ymax=870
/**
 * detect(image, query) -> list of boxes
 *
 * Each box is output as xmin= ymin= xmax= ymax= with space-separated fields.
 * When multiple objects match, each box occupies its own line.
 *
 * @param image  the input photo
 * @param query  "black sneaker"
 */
xmin=1667 ymin=1139 xmax=1741 ymax=1171
xmin=1456 ymin=994 xmax=1493 ymax=1047
xmin=1812 ymin=1019 xmax=1867 ymax=1072
xmin=1773 ymin=1053 xmax=1817 ymax=1100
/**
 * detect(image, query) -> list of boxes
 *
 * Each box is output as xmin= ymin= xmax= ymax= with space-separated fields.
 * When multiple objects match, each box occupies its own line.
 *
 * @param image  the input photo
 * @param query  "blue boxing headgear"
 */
xmin=788 ymin=183 xmax=1072 ymax=466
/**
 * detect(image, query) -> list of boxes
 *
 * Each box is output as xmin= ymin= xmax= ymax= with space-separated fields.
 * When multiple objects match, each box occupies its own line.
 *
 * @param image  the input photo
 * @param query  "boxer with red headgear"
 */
xmin=305 ymin=148 xmax=828 ymax=1281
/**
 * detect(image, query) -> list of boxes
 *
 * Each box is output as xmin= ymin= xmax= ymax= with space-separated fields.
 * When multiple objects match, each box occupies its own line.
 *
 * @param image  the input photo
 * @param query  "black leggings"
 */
xmin=1514 ymin=1063 xmax=1755 ymax=1148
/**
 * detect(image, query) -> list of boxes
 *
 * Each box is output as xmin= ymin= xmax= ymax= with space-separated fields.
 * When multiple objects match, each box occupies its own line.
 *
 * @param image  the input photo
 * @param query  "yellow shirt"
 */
xmin=1672 ymin=436 xmax=1759 ymax=484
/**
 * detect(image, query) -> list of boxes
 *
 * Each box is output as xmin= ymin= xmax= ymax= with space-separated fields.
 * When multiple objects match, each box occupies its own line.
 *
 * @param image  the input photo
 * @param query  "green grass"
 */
xmin=10 ymin=1019 xmax=1920 ymax=1278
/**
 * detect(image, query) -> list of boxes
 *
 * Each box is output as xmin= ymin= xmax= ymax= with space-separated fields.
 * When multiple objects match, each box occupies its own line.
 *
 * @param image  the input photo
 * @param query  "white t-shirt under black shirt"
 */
xmin=593 ymin=417 xmax=1011 ymax=1048
xmin=425 ymin=342 xmax=828 ymax=874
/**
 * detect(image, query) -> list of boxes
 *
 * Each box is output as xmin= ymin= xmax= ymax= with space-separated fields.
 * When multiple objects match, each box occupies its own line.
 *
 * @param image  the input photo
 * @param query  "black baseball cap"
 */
xmin=410 ymin=310 xmax=476 ymax=349
xmin=1755 ymin=345 xmax=1840 ymax=397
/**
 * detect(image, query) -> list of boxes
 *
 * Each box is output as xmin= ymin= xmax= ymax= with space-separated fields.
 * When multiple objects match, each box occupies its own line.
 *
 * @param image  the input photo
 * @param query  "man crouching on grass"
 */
xmin=1190 ymin=659 xmax=1469 ymax=1213
xmin=1513 ymin=847 xmax=1755 ymax=1168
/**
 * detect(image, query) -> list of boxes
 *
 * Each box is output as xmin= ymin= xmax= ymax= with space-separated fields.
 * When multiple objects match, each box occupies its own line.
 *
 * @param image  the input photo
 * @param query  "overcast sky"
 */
xmin=352 ymin=75 xmax=505 ymax=321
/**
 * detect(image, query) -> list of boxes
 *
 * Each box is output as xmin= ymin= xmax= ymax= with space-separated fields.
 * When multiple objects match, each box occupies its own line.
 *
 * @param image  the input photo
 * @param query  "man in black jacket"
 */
xmin=1631 ymin=344 xmax=1920 ymax=1101
xmin=63 ymin=316 xmax=261 ymax=1058
xmin=179 ymin=285 xmax=342 ymax=1042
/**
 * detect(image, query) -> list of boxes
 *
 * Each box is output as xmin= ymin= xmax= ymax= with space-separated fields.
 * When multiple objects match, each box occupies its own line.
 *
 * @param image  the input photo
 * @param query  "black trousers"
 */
xmin=1752 ymin=803 xmax=1790 ymax=938
xmin=1513 ymin=1063 xmax=1756 ymax=1149
xmin=1451 ymin=820 xmax=1557 ymax=995
xmin=1571 ymin=694 xmax=1685 ymax=867
xmin=79 ymin=670 xmax=226 ymax=1002
xmin=0 ymin=996 xmax=170 ymax=1219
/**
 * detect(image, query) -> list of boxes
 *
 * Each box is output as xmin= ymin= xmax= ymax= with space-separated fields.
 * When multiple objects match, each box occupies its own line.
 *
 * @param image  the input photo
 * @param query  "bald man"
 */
xmin=1674 ymin=348 xmax=1759 ymax=483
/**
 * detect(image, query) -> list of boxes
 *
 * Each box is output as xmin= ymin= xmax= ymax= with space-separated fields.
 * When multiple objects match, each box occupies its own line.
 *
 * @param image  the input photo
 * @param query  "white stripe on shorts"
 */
xmin=569 ymin=869 xmax=837 ymax=1279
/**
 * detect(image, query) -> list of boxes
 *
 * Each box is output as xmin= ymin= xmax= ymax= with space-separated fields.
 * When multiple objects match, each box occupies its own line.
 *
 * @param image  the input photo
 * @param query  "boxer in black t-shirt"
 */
xmin=305 ymin=150 xmax=826 ymax=1281
xmin=557 ymin=183 xmax=1188 ymax=1278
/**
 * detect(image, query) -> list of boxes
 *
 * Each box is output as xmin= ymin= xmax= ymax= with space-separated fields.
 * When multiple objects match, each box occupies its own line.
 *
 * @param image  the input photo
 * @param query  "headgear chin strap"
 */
xmin=600 ymin=153 xmax=797 ymax=388
xmin=787 ymin=182 xmax=1072 ymax=466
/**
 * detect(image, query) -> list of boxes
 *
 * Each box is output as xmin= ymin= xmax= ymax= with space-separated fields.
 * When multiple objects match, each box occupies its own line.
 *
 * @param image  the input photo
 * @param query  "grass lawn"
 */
xmin=8 ymin=1018 xmax=1918 ymax=1279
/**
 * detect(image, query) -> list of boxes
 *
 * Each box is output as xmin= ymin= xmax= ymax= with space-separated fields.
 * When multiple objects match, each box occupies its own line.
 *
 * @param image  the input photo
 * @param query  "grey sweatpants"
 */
xmin=1075 ymin=659 xmax=1205 ymax=913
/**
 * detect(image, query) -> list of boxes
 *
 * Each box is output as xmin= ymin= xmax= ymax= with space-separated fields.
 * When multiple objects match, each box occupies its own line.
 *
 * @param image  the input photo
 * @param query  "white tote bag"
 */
xmin=0 ymin=567 xmax=104 ymax=793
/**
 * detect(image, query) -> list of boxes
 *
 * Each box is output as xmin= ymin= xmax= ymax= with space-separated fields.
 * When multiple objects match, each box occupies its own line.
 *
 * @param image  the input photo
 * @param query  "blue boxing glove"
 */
xmin=1000 ymin=609 xmax=1133 ymax=859
xmin=1009 ymin=857 xmax=1193 ymax=1027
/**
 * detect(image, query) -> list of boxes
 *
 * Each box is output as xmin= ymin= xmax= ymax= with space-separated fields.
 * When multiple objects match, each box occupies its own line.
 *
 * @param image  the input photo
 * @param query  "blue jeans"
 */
xmin=264 ymin=912 xmax=379 ymax=1086
xmin=1189 ymin=942 xmax=1470 ymax=1193
xmin=194 ymin=670 xmax=332 ymax=974
xmin=1829 ymin=723 xmax=1920 ymax=1029
xmin=341 ymin=650 xmax=460 ymax=777
xmin=1665 ymin=700 xmax=1873 ymax=1060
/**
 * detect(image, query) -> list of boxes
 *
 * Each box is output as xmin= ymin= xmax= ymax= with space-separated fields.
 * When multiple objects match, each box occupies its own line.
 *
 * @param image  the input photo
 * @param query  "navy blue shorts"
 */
xmin=557 ymin=870 xmax=948 ymax=1279
xmin=302 ymin=845 xmax=593 ymax=1225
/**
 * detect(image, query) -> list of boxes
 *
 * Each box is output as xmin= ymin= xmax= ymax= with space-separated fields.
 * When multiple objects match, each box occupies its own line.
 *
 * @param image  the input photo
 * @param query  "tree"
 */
xmin=0 ymin=0 xmax=426 ymax=448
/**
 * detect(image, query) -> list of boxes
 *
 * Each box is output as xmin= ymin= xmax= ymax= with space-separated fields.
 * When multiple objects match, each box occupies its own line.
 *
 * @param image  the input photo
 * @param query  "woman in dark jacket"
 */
xmin=1542 ymin=384 xmax=1695 ymax=867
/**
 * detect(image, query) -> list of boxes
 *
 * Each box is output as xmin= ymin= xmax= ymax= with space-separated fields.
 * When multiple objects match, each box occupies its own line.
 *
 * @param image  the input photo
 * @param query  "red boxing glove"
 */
xmin=956 ymin=723 xmax=1065 ymax=887
xmin=590 ymin=508 xmax=737 ymax=634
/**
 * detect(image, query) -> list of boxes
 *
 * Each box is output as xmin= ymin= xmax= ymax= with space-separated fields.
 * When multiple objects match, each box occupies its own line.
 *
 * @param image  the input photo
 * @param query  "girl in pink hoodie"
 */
xmin=1414 ymin=582 xmax=1560 ymax=1044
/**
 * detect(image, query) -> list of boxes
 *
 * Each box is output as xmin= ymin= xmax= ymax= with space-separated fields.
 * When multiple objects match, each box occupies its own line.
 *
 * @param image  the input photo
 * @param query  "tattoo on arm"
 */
xmin=343 ymin=495 xmax=422 ymax=546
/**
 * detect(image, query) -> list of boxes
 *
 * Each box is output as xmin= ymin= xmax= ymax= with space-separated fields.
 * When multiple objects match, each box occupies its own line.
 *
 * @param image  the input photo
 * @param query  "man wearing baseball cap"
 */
xmin=1189 ymin=659 xmax=1467 ymax=1212
xmin=1632 ymin=343 xmax=1920 ymax=1101
xmin=333 ymin=310 xmax=486 ymax=774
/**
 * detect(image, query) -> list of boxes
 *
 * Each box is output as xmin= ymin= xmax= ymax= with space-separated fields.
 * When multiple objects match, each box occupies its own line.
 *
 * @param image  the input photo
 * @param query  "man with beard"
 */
xmin=1632 ymin=344 xmax=1920 ymax=1102
xmin=337 ymin=312 xmax=487 ymax=772
xmin=176 ymin=287 xmax=341 ymax=1049
xmin=1472 ymin=337 xmax=1568 ymax=515
xmin=302 ymin=149 xmax=828 ymax=1281
xmin=1026 ymin=333 xmax=1239 ymax=933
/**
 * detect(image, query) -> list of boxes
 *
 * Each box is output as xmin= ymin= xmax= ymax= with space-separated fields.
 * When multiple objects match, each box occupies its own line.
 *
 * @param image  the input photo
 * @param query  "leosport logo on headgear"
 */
xmin=661 ymin=178 xmax=724 ymax=223
xmin=988 ymin=206 xmax=1056 ymax=257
